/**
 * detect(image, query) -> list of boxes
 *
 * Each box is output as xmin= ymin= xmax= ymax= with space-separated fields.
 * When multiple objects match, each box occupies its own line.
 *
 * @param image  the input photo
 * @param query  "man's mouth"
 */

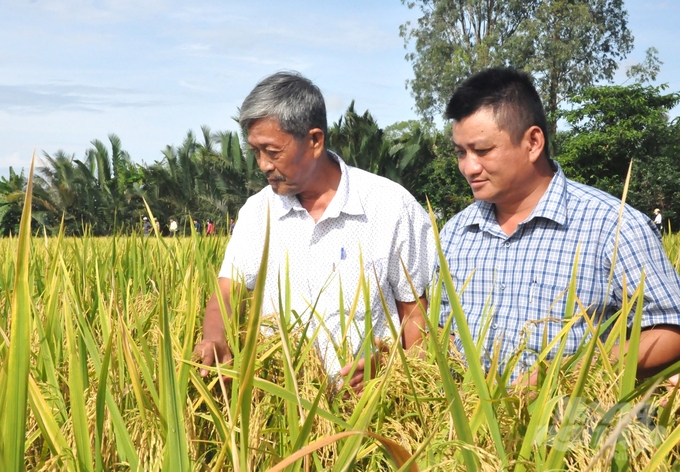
xmin=266 ymin=173 xmax=286 ymax=183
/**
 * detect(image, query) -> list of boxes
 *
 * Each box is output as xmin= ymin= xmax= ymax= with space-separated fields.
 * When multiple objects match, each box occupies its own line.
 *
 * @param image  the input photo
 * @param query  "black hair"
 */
xmin=445 ymin=68 xmax=549 ymax=159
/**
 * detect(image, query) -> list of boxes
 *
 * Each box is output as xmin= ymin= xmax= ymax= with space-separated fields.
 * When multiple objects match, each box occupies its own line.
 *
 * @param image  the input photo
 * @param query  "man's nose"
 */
xmin=459 ymin=154 xmax=481 ymax=177
xmin=257 ymin=155 xmax=274 ymax=173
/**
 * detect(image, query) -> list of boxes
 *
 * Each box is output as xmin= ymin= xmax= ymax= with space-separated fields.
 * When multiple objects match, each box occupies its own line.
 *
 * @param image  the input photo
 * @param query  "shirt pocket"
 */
xmin=333 ymin=256 xmax=388 ymax=303
xmin=521 ymin=281 xmax=568 ymax=322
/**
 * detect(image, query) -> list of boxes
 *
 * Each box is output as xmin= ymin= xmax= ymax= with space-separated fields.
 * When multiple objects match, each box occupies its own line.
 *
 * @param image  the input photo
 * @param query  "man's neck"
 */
xmin=495 ymin=167 xmax=555 ymax=236
xmin=297 ymin=152 xmax=342 ymax=223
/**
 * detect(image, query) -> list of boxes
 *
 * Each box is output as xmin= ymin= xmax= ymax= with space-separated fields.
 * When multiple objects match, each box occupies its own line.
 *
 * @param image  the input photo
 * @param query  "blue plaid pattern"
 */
xmin=438 ymin=162 xmax=680 ymax=381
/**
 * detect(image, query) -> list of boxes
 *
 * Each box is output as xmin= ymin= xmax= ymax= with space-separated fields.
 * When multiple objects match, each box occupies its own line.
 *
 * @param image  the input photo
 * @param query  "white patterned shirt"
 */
xmin=438 ymin=162 xmax=680 ymax=381
xmin=220 ymin=152 xmax=435 ymax=374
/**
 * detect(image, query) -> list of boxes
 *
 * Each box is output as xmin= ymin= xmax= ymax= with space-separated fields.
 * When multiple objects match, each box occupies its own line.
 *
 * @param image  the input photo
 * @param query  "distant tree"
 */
xmin=327 ymin=101 xmax=387 ymax=173
xmin=0 ymin=167 xmax=29 ymax=236
xmin=556 ymin=83 xmax=680 ymax=225
xmin=399 ymin=0 xmax=633 ymax=134
xmin=626 ymin=47 xmax=663 ymax=85
xmin=39 ymin=150 xmax=93 ymax=234
xmin=144 ymin=126 xmax=260 ymax=232
xmin=85 ymin=134 xmax=145 ymax=233
xmin=519 ymin=0 xmax=633 ymax=135
xmin=328 ymin=105 xmax=438 ymax=200
xmin=38 ymin=135 xmax=143 ymax=235
xmin=411 ymin=129 xmax=473 ymax=221
xmin=399 ymin=0 xmax=536 ymax=121
xmin=0 ymin=167 xmax=55 ymax=236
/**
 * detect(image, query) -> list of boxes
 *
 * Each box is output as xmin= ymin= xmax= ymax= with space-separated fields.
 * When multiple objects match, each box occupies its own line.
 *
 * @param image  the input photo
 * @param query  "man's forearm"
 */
xmin=396 ymin=295 xmax=428 ymax=350
xmin=202 ymin=278 xmax=233 ymax=342
xmin=610 ymin=325 xmax=680 ymax=378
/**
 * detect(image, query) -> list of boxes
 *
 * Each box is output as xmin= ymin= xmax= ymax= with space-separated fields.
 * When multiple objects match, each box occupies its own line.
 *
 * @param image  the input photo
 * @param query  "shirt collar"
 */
xmin=526 ymin=161 xmax=568 ymax=226
xmin=271 ymin=150 xmax=365 ymax=220
xmin=460 ymin=160 xmax=568 ymax=230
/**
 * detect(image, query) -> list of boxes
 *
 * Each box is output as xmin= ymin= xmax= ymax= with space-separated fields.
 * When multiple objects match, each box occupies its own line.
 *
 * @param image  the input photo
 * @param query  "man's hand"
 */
xmin=660 ymin=373 xmax=680 ymax=409
xmin=511 ymin=368 xmax=540 ymax=389
xmin=339 ymin=338 xmax=388 ymax=398
xmin=195 ymin=277 xmax=235 ymax=381
xmin=194 ymin=338 xmax=233 ymax=378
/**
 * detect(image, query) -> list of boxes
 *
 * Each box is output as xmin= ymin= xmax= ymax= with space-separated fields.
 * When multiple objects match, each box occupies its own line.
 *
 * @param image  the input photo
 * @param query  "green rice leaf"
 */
xmin=236 ymin=204 xmax=270 ymax=468
xmin=0 ymin=152 xmax=35 ymax=471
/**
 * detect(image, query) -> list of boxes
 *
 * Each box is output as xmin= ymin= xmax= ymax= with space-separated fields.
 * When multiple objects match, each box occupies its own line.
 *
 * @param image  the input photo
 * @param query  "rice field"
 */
xmin=2 ymin=178 xmax=680 ymax=471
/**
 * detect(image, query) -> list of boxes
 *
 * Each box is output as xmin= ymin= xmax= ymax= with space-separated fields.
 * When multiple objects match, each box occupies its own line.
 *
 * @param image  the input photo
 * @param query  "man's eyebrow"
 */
xmin=454 ymin=139 xmax=492 ymax=148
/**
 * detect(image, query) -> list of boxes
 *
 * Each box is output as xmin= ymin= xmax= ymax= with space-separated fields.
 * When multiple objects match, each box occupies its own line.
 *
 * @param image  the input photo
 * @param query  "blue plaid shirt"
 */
xmin=438 ymin=162 xmax=680 ymax=381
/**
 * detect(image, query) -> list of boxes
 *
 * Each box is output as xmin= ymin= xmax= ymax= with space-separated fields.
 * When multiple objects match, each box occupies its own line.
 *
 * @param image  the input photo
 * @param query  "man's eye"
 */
xmin=475 ymin=149 xmax=490 ymax=156
xmin=265 ymin=149 xmax=280 ymax=159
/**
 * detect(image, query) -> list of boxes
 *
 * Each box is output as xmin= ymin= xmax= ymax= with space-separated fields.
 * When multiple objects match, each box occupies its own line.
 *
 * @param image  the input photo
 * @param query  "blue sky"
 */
xmin=1 ymin=0 xmax=678 ymax=179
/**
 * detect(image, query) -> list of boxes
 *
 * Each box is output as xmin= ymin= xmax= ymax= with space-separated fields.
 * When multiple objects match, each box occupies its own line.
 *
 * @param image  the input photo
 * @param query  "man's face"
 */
xmin=453 ymin=107 xmax=536 ymax=205
xmin=247 ymin=117 xmax=319 ymax=196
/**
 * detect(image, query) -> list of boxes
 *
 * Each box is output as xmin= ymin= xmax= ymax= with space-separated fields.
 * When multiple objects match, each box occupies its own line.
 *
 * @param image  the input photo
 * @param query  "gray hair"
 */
xmin=239 ymin=71 xmax=327 ymax=139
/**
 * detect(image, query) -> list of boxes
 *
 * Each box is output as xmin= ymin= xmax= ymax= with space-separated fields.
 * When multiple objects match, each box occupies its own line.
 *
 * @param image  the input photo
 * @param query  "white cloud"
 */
xmin=0 ymin=152 xmax=26 ymax=168
xmin=0 ymin=83 xmax=165 ymax=114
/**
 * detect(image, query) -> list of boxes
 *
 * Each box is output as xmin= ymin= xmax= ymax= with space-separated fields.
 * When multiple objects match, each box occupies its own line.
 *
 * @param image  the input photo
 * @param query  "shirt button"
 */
xmin=492 ymin=323 xmax=498 ymax=330
xmin=500 ymin=283 xmax=506 ymax=290
xmin=504 ymin=241 xmax=510 ymax=247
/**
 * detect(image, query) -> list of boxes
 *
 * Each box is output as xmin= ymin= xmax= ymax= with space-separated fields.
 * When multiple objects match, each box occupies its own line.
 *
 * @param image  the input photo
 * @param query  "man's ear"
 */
xmin=309 ymin=128 xmax=325 ymax=157
xmin=525 ymin=126 xmax=546 ymax=164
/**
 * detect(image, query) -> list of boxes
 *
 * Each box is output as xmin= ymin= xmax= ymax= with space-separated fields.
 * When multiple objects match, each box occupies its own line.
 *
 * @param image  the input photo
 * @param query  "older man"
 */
xmin=195 ymin=72 xmax=434 ymax=392
xmin=438 ymin=67 xmax=680 ymax=382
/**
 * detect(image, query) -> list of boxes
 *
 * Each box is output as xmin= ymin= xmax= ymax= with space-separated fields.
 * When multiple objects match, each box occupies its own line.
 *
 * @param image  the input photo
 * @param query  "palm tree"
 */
xmin=38 ymin=135 xmax=142 ymax=235
xmin=328 ymin=103 xmax=434 ymax=192
xmin=0 ymin=166 xmax=59 ymax=236
xmin=0 ymin=167 xmax=29 ymax=236
xmin=142 ymin=126 xmax=262 ymax=231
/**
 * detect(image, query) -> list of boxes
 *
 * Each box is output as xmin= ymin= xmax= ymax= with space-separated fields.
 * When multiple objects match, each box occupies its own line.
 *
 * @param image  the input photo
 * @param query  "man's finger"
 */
xmin=219 ymin=347 xmax=234 ymax=366
xmin=349 ymin=371 xmax=365 ymax=388
xmin=194 ymin=342 xmax=216 ymax=377
xmin=340 ymin=356 xmax=366 ymax=377
xmin=375 ymin=337 xmax=389 ymax=353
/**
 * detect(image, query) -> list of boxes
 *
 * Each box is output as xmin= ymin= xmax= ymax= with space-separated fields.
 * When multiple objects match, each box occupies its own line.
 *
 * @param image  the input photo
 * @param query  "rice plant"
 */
xmin=1 ymin=167 xmax=680 ymax=470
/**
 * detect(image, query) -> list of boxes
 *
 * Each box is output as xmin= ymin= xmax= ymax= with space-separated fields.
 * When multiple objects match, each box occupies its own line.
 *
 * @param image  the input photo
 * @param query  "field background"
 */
xmin=2 ymin=225 xmax=680 ymax=471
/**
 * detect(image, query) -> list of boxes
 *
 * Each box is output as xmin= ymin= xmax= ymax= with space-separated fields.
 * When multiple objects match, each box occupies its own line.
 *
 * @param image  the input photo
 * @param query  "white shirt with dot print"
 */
xmin=219 ymin=152 xmax=435 ymax=375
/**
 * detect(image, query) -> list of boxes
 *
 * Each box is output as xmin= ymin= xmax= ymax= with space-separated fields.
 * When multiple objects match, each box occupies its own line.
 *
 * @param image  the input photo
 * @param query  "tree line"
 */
xmin=1 ymin=82 xmax=679 ymax=237
xmin=3 ymin=0 xmax=679 ymax=236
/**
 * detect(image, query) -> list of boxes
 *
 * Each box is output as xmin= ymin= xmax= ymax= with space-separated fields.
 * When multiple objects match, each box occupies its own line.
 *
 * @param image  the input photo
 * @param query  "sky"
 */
xmin=1 ymin=0 xmax=679 ymax=179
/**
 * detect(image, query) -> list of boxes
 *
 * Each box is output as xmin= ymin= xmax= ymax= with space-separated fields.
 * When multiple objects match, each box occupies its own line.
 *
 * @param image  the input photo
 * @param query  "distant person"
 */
xmin=206 ymin=219 xmax=215 ymax=235
xmin=142 ymin=216 xmax=152 ymax=237
xmin=229 ymin=217 xmax=235 ymax=235
xmin=654 ymin=208 xmax=663 ymax=233
xmin=154 ymin=218 xmax=161 ymax=234
xmin=193 ymin=219 xmax=201 ymax=234
xmin=169 ymin=217 xmax=178 ymax=236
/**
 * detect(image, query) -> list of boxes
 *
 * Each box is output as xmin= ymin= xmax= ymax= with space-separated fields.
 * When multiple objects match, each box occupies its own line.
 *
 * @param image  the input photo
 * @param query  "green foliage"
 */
xmin=0 ymin=167 xmax=28 ymax=236
xmin=327 ymin=104 xmax=471 ymax=220
xmin=399 ymin=0 xmax=633 ymax=130
xmin=519 ymin=0 xmax=632 ymax=132
xmin=399 ymin=0 xmax=538 ymax=120
xmin=38 ymin=135 xmax=146 ymax=236
xmin=0 ymin=128 xmax=264 ymax=237
xmin=556 ymin=83 xmax=680 ymax=224
xmin=626 ymin=47 xmax=663 ymax=84
xmin=144 ymin=125 xmax=263 ymax=232
xmin=410 ymin=130 xmax=473 ymax=221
